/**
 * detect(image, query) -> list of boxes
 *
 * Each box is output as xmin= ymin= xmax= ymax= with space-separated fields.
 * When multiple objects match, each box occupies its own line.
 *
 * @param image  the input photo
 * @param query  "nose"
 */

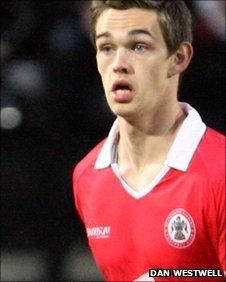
xmin=113 ymin=49 xmax=133 ymax=74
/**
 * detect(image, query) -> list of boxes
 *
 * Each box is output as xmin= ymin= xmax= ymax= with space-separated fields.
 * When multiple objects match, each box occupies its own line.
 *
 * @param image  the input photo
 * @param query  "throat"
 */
xmin=117 ymin=107 xmax=186 ymax=167
xmin=115 ymin=105 xmax=186 ymax=191
xmin=115 ymin=141 xmax=166 ymax=191
xmin=117 ymin=162 xmax=166 ymax=192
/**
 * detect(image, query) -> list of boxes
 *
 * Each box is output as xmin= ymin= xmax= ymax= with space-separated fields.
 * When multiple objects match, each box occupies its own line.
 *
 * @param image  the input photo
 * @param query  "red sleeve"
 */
xmin=72 ymin=165 xmax=85 ymax=222
xmin=216 ymin=181 xmax=225 ymax=273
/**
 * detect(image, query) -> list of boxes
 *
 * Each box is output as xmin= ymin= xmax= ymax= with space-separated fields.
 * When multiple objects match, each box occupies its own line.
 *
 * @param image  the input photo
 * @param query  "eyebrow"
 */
xmin=96 ymin=31 xmax=110 ymax=41
xmin=128 ymin=28 xmax=155 ymax=40
xmin=96 ymin=28 xmax=155 ymax=41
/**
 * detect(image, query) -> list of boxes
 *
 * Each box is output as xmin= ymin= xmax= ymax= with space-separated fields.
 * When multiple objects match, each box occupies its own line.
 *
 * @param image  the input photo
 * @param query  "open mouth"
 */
xmin=112 ymin=80 xmax=133 ymax=92
xmin=111 ymin=79 xmax=134 ymax=102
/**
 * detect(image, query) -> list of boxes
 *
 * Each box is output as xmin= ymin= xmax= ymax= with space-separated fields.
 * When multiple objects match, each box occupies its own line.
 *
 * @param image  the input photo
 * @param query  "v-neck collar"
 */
xmin=94 ymin=103 xmax=206 ymax=199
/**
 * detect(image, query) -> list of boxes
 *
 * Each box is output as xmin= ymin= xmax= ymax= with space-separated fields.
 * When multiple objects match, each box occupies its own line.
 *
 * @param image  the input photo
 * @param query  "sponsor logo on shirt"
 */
xmin=164 ymin=208 xmax=195 ymax=248
xmin=86 ymin=226 xmax=111 ymax=239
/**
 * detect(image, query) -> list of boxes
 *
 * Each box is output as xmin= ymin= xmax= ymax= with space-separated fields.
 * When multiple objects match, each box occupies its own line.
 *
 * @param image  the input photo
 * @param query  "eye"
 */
xmin=133 ymin=43 xmax=149 ymax=53
xmin=99 ymin=44 xmax=115 ymax=54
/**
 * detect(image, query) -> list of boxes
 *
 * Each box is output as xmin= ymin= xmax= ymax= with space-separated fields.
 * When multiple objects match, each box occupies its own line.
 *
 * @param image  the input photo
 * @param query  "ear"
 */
xmin=167 ymin=42 xmax=193 ymax=78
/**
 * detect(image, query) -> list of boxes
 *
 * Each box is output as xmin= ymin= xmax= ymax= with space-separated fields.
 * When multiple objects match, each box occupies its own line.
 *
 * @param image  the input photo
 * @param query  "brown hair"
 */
xmin=90 ymin=0 xmax=193 ymax=55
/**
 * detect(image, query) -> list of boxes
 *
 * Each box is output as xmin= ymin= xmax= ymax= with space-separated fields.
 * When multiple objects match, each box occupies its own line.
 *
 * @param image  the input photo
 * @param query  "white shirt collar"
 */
xmin=94 ymin=103 xmax=206 ymax=171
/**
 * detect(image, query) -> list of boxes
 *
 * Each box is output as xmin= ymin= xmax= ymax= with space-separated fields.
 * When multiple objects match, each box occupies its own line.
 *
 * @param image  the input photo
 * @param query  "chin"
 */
xmin=110 ymin=104 xmax=138 ymax=119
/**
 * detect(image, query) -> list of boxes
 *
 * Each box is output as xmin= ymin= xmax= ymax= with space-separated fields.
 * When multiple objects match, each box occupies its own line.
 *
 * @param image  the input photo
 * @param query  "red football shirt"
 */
xmin=73 ymin=103 xmax=225 ymax=281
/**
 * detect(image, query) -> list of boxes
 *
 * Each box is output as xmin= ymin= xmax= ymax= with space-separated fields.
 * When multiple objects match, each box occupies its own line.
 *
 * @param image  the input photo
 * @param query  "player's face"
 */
xmin=95 ymin=8 xmax=175 ymax=119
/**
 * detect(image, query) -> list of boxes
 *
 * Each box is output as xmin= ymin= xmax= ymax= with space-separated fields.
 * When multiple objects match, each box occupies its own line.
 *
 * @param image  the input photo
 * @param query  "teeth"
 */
xmin=116 ymin=89 xmax=130 ymax=94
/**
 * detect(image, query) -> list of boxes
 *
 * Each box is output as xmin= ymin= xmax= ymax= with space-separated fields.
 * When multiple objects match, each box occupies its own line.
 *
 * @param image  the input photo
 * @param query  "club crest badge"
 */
xmin=164 ymin=208 xmax=195 ymax=248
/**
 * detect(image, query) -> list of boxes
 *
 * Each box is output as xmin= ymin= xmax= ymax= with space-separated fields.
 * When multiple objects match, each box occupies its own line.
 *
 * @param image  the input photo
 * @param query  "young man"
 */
xmin=72 ymin=1 xmax=225 ymax=281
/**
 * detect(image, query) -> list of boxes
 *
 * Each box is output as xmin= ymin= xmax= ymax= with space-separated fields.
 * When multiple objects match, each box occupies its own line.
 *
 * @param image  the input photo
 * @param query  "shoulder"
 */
xmin=73 ymin=139 xmax=106 ymax=182
xmin=204 ymin=127 xmax=225 ymax=144
xmin=200 ymin=127 xmax=225 ymax=157
xmin=193 ymin=127 xmax=225 ymax=182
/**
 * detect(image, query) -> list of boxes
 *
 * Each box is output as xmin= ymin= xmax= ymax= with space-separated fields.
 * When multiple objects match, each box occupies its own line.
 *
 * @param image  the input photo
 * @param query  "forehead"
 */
xmin=96 ymin=8 xmax=162 ymax=39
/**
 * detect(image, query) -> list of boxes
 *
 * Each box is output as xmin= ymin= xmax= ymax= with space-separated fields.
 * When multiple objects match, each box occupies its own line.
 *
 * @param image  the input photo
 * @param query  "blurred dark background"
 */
xmin=1 ymin=1 xmax=225 ymax=281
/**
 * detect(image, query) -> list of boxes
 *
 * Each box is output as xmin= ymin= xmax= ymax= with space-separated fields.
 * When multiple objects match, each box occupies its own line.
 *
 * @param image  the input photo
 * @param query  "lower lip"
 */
xmin=112 ymin=89 xmax=134 ymax=102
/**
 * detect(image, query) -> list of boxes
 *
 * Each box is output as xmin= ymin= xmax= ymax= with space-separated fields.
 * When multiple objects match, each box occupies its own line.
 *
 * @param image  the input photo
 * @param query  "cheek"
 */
xmin=97 ymin=58 xmax=112 ymax=87
xmin=97 ymin=53 xmax=110 ymax=69
xmin=96 ymin=56 xmax=103 ymax=74
xmin=146 ymin=60 xmax=168 ymax=82
xmin=97 ymin=57 xmax=106 ymax=74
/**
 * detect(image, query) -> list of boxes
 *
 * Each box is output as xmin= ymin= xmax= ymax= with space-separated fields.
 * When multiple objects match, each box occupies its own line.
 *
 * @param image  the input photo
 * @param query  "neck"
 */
xmin=117 ymin=101 xmax=186 ymax=171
